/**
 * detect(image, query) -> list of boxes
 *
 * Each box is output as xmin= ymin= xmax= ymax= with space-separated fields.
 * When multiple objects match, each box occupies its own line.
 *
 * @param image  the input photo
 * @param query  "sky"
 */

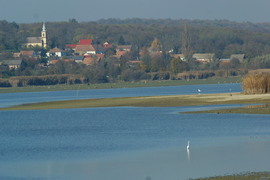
xmin=1 ymin=0 xmax=270 ymax=23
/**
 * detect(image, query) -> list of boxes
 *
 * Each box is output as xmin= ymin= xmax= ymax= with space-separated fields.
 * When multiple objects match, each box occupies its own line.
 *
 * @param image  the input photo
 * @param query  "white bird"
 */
xmin=187 ymin=141 xmax=190 ymax=150
xmin=198 ymin=89 xmax=202 ymax=93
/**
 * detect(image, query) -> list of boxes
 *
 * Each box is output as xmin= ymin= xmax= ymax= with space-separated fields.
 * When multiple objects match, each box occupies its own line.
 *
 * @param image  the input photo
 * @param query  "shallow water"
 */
xmin=0 ymin=84 xmax=269 ymax=180
xmin=0 ymin=106 xmax=270 ymax=180
xmin=0 ymin=83 xmax=241 ymax=108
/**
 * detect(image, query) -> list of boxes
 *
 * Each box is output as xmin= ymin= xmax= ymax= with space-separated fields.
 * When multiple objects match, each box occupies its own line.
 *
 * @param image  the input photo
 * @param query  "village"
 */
xmin=0 ymin=23 xmax=245 ymax=71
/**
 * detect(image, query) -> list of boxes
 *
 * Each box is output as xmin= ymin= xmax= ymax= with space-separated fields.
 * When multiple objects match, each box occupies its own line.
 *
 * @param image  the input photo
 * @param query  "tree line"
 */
xmin=1 ymin=18 xmax=270 ymax=58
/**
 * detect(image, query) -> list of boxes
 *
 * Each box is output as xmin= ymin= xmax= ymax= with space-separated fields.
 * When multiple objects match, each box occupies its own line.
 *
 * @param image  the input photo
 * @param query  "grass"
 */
xmin=186 ymin=104 xmax=270 ymax=114
xmin=2 ymin=92 xmax=270 ymax=113
xmin=193 ymin=172 xmax=270 ymax=180
xmin=0 ymin=76 xmax=241 ymax=93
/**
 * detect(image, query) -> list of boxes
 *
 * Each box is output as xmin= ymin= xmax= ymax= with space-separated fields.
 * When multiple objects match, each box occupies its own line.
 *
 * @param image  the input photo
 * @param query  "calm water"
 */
xmin=0 ymin=83 xmax=270 ymax=180
xmin=0 ymin=83 xmax=241 ymax=108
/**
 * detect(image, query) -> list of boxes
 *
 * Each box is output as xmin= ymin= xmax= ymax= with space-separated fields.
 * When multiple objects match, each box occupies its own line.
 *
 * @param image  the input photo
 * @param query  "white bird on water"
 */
xmin=187 ymin=141 xmax=190 ymax=151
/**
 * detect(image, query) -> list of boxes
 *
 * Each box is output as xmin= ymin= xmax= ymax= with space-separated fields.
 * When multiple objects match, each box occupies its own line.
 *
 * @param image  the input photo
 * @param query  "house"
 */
xmin=48 ymin=59 xmax=59 ymax=65
xmin=46 ymin=47 xmax=67 ymax=57
xmin=230 ymin=54 xmax=245 ymax=61
xmin=2 ymin=59 xmax=22 ymax=69
xmin=75 ymin=45 xmax=96 ymax=55
xmin=48 ymin=59 xmax=74 ymax=65
xmin=93 ymin=45 xmax=105 ymax=54
xmin=193 ymin=53 xmax=215 ymax=62
xmin=69 ymin=56 xmax=84 ymax=63
xmin=13 ymin=53 xmax=21 ymax=58
xmin=83 ymin=55 xmax=100 ymax=65
xmin=115 ymin=45 xmax=131 ymax=56
xmin=23 ymin=23 xmax=47 ymax=48
xmin=78 ymin=39 xmax=93 ymax=45
xmin=63 ymin=59 xmax=75 ymax=63
xmin=96 ymin=53 xmax=105 ymax=59
xmin=171 ymin=54 xmax=185 ymax=61
xmin=66 ymin=44 xmax=77 ymax=50
xmin=20 ymin=50 xmax=37 ymax=58
xmin=103 ymin=42 xmax=113 ymax=48
xmin=111 ymin=55 xmax=123 ymax=60
xmin=116 ymin=45 xmax=132 ymax=52
xmin=116 ymin=50 xmax=127 ymax=56
xmin=219 ymin=58 xmax=231 ymax=63
xmin=65 ymin=39 xmax=93 ymax=51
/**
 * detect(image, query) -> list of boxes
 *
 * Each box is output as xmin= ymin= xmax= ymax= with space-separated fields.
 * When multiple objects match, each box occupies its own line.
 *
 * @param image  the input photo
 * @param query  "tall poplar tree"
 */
xmin=181 ymin=24 xmax=193 ymax=62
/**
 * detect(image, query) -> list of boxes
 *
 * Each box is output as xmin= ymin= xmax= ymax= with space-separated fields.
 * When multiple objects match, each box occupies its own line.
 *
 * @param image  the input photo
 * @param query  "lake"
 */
xmin=0 ymin=83 xmax=270 ymax=180
xmin=0 ymin=83 xmax=241 ymax=108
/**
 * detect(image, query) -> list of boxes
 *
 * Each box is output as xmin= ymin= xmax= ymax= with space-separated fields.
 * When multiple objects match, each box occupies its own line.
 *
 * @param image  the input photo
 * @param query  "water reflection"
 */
xmin=187 ymin=148 xmax=191 ymax=162
xmin=186 ymin=141 xmax=191 ymax=162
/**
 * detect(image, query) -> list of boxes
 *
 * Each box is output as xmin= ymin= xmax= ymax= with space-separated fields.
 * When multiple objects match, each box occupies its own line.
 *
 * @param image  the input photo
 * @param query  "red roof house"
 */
xmin=75 ymin=45 xmax=96 ymax=55
xmin=78 ymin=39 xmax=93 ymax=45
xmin=66 ymin=44 xmax=77 ymax=49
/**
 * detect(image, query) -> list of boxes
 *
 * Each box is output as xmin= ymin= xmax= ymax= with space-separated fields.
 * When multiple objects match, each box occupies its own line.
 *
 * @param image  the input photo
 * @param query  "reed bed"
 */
xmin=243 ymin=73 xmax=270 ymax=94
xmin=194 ymin=172 xmax=270 ymax=180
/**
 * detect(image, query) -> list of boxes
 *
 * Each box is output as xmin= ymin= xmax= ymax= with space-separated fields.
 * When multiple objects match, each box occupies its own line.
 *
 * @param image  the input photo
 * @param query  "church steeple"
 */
xmin=41 ymin=23 xmax=47 ymax=48
xmin=42 ymin=23 xmax=46 ymax=32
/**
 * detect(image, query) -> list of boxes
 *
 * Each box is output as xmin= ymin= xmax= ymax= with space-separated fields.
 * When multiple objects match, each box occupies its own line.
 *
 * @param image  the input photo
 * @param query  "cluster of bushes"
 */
xmin=0 ymin=75 xmax=86 ymax=87
xmin=243 ymin=73 xmax=270 ymax=94
xmin=176 ymin=71 xmax=216 ymax=80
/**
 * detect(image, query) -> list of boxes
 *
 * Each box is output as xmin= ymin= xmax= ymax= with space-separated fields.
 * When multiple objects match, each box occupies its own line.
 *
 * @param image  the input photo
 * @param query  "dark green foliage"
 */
xmin=118 ymin=35 xmax=126 ymax=45
xmin=0 ymin=20 xmax=21 ymax=51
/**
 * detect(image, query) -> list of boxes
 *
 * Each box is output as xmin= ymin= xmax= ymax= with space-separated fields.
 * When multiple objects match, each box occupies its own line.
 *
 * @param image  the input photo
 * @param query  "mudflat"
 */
xmin=1 ymin=93 xmax=270 ymax=114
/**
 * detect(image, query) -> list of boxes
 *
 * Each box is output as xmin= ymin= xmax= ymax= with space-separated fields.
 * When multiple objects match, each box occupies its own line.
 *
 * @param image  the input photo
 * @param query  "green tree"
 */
xmin=118 ymin=35 xmax=126 ymax=45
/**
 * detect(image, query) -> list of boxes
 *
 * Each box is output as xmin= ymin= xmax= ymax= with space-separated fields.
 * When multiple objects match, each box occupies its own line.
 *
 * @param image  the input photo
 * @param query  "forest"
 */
xmin=1 ymin=18 xmax=270 ymax=87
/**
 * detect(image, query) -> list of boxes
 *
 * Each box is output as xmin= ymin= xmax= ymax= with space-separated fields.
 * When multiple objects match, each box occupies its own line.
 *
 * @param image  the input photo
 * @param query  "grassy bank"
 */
xmin=0 ymin=77 xmax=241 ymax=93
xmin=185 ymin=104 xmax=270 ymax=114
xmin=193 ymin=172 xmax=270 ymax=180
xmin=2 ymin=92 xmax=270 ymax=113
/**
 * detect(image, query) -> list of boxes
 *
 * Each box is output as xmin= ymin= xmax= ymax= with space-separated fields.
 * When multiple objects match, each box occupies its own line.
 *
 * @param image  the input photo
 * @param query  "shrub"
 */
xmin=0 ymin=79 xmax=12 ymax=87
xmin=243 ymin=73 xmax=270 ymax=94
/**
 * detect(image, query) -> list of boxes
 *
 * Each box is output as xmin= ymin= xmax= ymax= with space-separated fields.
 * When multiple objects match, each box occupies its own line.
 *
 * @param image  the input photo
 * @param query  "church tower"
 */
xmin=41 ymin=23 xmax=47 ymax=48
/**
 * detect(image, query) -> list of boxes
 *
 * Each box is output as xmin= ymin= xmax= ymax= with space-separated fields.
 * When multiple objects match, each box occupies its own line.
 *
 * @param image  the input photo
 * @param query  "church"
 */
xmin=23 ymin=23 xmax=47 ymax=48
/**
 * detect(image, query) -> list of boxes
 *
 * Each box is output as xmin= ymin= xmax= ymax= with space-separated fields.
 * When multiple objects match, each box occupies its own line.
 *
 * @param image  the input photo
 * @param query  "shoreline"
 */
xmin=1 ymin=92 xmax=270 ymax=114
xmin=0 ymin=77 xmax=241 ymax=93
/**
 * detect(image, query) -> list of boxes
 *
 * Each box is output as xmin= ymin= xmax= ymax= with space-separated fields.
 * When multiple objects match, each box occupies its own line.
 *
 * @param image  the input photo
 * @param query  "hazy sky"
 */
xmin=1 ymin=0 xmax=270 ymax=23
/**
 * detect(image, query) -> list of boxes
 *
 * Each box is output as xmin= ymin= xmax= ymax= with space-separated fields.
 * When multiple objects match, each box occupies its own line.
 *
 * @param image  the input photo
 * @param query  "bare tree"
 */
xmin=181 ymin=24 xmax=193 ymax=62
